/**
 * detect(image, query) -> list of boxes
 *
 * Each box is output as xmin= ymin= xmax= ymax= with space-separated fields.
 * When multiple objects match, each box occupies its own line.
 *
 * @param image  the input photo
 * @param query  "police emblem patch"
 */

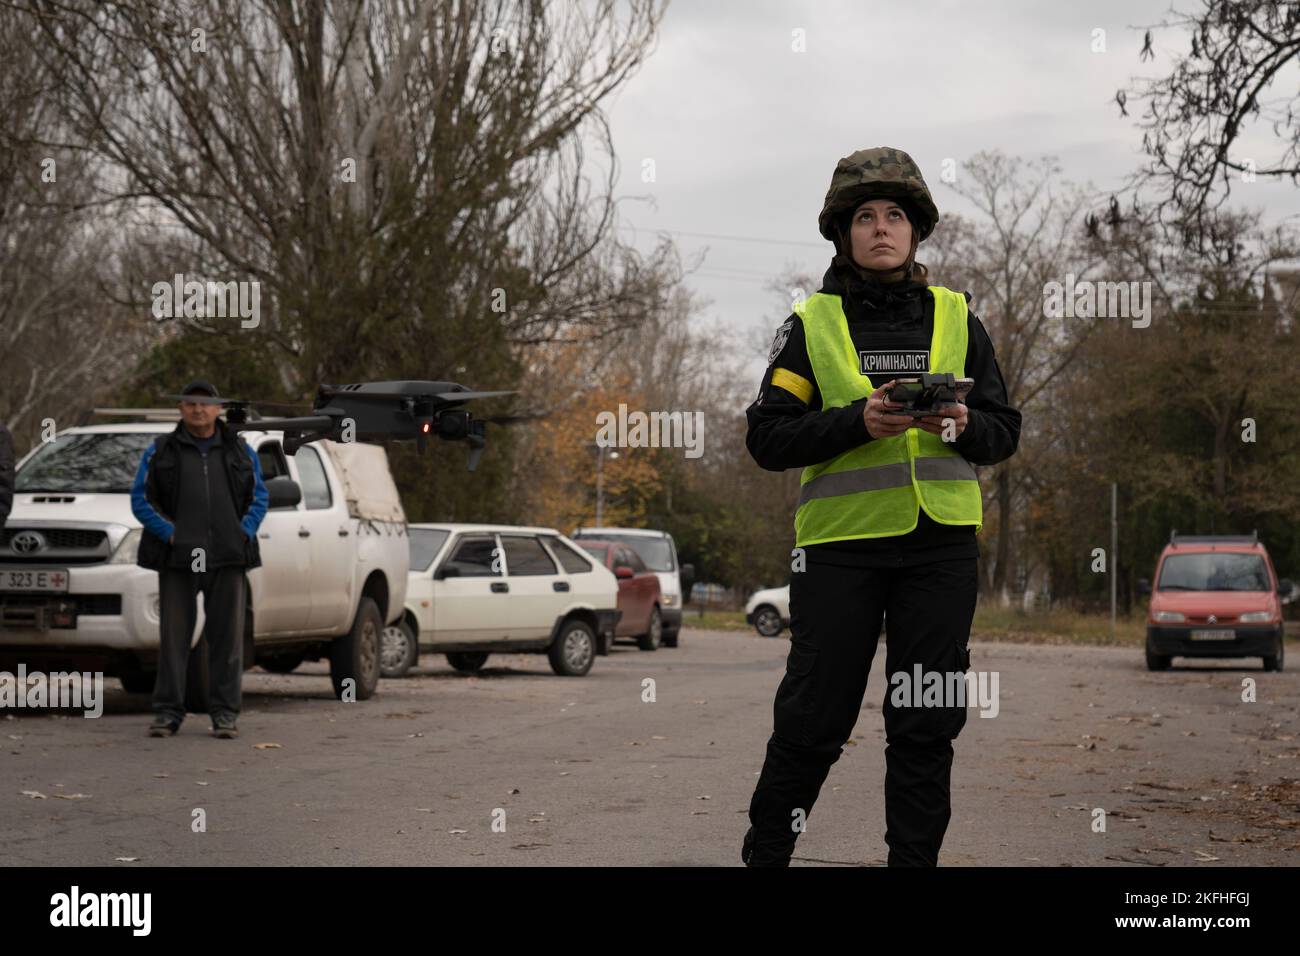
xmin=767 ymin=316 xmax=794 ymax=365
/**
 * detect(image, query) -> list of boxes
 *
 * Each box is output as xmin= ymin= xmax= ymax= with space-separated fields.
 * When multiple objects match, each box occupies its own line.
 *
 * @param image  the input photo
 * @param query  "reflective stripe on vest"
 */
xmin=793 ymin=285 xmax=983 ymax=546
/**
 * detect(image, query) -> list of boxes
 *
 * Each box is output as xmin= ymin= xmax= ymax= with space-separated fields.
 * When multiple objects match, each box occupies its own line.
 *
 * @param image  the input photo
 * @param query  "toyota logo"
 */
xmin=10 ymin=531 xmax=47 ymax=555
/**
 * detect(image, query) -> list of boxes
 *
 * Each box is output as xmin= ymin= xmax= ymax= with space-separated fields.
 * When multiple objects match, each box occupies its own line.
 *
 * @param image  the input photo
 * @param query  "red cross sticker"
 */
xmin=50 ymin=572 xmax=66 ymax=588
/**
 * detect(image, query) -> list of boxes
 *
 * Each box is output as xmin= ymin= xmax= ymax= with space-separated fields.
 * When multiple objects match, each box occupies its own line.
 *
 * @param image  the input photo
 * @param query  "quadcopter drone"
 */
xmin=165 ymin=381 xmax=521 ymax=471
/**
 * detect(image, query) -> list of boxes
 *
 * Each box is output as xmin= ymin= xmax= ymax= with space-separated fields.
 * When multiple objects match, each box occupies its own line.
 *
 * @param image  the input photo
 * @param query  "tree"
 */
xmin=1120 ymin=0 xmax=1300 ymax=250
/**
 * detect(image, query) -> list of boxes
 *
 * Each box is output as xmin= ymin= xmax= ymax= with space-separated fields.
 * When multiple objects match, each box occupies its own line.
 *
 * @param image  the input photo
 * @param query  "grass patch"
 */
xmin=681 ymin=610 xmax=752 ymax=632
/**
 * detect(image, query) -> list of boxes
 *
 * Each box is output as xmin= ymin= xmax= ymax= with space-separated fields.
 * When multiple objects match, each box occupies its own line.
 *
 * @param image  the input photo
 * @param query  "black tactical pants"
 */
xmin=747 ymin=555 xmax=978 ymax=866
xmin=153 ymin=566 xmax=247 ymax=724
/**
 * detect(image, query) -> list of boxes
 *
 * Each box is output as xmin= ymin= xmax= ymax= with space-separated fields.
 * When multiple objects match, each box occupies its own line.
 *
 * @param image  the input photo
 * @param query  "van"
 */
xmin=1140 ymin=532 xmax=1291 ymax=672
xmin=570 ymin=527 xmax=693 ymax=646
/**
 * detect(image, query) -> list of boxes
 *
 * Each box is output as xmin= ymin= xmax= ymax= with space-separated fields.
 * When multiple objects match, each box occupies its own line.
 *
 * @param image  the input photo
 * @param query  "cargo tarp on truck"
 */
xmin=319 ymin=440 xmax=406 ymax=524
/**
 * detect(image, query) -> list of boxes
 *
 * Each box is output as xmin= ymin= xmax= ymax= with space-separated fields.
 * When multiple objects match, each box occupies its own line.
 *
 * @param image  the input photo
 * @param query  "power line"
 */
xmin=618 ymin=224 xmax=827 ymax=250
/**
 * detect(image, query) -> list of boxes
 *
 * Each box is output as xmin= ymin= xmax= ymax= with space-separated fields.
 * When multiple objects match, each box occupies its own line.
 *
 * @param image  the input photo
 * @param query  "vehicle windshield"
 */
xmin=596 ymin=535 xmax=675 ymax=571
xmin=1157 ymin=552 xmax=1271 ymax=592
xmin=15 ymin=432 xmax=158 ymax=494
xmin=409 ymin=528 xmax=450 ymax=572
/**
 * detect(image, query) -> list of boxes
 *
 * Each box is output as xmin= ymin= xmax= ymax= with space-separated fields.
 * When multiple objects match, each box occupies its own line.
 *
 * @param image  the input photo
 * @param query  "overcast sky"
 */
xmin=600 ymin=0 xmax=1300 ymax=384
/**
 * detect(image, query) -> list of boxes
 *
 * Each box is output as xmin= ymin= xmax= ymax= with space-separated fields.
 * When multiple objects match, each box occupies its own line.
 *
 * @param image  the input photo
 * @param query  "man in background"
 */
xmin=130 ymin=381 xmax=267 ymax=739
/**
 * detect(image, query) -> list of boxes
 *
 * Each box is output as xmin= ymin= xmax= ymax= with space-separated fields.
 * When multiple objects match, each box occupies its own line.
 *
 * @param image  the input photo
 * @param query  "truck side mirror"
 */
xmin=1136 ymin=578 xmax=1151 ymax=596
xmin=614 ymin=566 xmax=634 ymax=580
xmin=434 ymin=565 xmax=461 ymax=580
xmin=266 ymin=476 xmax=302 ymax=510
xmin=1278 ymin=578 xmax=1294 ymax=595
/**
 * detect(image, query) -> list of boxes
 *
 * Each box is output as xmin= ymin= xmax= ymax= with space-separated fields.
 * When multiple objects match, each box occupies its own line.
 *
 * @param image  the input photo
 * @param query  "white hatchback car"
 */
xmin=745 ymin=585 xmax=791 ymax=637
xmin=383 ymin=524 xmax=621 ymax=678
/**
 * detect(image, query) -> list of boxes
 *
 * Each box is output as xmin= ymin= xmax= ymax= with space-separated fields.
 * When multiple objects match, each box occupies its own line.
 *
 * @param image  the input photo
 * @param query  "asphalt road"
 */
xmin=3 ymin=628 xmax=1298 ymax=866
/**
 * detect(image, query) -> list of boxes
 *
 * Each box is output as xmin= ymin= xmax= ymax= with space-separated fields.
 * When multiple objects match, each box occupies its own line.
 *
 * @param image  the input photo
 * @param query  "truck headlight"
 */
xmin=661 ymin=594 xmax=676 ymax=607
xmin=109 ymin=528 xmax=142 ymax=565
xmin=1153 ymin=610 xmax=1185 ymax=623
xmin=1238 ymin=610 xmax=1271 ymax=623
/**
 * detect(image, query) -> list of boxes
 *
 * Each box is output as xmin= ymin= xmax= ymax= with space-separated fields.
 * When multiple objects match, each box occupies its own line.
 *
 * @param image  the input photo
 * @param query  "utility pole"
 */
xmin=1111 ymin=482 xmax=1118 ymax=636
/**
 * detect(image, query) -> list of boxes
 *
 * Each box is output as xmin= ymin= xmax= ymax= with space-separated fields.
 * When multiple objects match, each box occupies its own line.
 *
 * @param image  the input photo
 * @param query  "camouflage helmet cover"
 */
xmin=818 ymin=146 xmax=939 ymax=243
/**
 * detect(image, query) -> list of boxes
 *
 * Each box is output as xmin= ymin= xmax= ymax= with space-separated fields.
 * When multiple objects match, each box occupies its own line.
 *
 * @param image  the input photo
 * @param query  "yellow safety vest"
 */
xmin=792 ymin=286 xmax=983 ymax=546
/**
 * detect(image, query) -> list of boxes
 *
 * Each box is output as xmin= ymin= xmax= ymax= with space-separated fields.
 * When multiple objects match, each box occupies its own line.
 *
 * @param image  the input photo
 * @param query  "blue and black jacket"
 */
xmin=130 ymin=419 xmax=268 ymax=571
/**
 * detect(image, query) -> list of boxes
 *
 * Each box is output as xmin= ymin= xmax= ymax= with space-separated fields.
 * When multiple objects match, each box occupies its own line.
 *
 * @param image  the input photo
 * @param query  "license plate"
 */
xmin=0 ymin=568 xmax=70 ymax=593
xmin=1190 ymin=628 xmax=1231 ymax=641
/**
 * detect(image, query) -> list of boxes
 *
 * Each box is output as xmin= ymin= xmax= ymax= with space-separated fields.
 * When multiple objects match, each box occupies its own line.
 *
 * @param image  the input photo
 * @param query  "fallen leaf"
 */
xmin=20 ymin=790 xmax=46 ymax=799
xmin=253 ymin=743 xmax=282 ymax=750
xmin=52 ymin=793 xmax=91 ymax=800
xmin=114 ymin=857 xmax=139 ymax=863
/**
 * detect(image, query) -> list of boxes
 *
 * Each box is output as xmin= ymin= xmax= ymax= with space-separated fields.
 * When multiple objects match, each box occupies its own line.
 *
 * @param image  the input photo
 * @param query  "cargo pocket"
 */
xmin=774 ymin=641 xmax=820 ymax=747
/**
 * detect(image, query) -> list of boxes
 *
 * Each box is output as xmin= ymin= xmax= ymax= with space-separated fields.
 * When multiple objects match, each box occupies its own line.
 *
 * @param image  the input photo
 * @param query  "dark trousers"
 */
xmin=153 ymin=566 xmax=247 ymax=723
xmin=747 ymin=556 xmax=978 ymax=866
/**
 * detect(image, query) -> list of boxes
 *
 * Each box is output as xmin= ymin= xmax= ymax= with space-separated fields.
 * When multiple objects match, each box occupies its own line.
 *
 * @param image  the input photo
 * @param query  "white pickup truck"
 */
xmin=0 ymin=417 xmax=409 ymax=708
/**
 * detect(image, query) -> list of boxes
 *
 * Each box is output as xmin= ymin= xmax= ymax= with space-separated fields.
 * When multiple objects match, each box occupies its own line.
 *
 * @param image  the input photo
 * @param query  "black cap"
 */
xmin=179 ymin=380 xmax=223 ymax=405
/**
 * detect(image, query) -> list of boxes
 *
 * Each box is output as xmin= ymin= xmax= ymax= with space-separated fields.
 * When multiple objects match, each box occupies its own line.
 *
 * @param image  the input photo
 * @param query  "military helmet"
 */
xmin=817 ymin=146 xmax=939 ymax=243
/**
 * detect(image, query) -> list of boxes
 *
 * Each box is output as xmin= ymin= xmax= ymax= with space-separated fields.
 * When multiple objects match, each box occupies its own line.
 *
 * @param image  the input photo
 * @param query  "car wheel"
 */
xmin=637 ymin=607 xmax=663 ymax=651
xmin=261 ymin=651 xmax=306 ymax=674
xmin=446 ymin=651 xmax=489 ymax=673
xmin=330 ymin=597 xmax=382 ymax=700
xmin=381 ymin=617 xmax=418 ymax=678
xmin=548 ymin=618 xmax=595 ymax=676
xmin=1145 ymin=643 xmax=1171 ymax=671
xmin=1263 ymin=636 xmax=1285 ymax=672
xmin=754 ymin=605 xmax=784 ymax=638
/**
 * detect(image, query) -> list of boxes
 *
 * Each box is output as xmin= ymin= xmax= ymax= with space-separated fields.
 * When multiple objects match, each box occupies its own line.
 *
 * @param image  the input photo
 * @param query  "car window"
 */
xmin=443 ymin=535 xmax=501 ymax=577
xmin=1158 ymin=552 xmax=1270 ymax=591
xmin=409 ymin=528 xmax=450 ymax=572
xmin=257 ymin=440 xmax=290 ymax=481
xmin=624 ymin=549 xmax=648 ymax=573
xmin=293 ymin=446 xmax=333 ymax=510
xmin=592 ymin=534 xmax=675 ymax=571
xmin=502 ymin=535 xmax=558 ymax=576
xmin=544 ymin=536 xmax=593 ymax=574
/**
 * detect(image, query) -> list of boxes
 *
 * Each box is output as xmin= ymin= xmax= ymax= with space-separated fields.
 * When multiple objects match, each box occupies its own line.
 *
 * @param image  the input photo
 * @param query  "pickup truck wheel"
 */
xmin=1263 ymin=636 xmax=1284 ymax=672
xmin=548 ymin=619 xmax=595 ymax=676
xmin=1145 ymin=642 xmax=1171 ymax=672
xmin=261 ymin=651 xmax=305 ymax=674
xmin=446 ymin=651 xmax=489 ymax=673
xmin=381 ymin=619 xmax=418 ymax=678
xmin=637 ymin=606 xmax=663 ymax=651
xmin=330 ymin=597 xmax=382 ymax=700
xmin=753 ymin=605 xmax=784 ymax=637
xmin=186 ymin=634 xmax=211 ymax=713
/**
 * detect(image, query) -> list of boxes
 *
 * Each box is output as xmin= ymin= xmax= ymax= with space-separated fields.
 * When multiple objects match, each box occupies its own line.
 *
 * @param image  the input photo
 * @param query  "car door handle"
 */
xmin=553 ymin=581 xmax=570 ymax=592
xmin=338 ymin=528 xmax=350 ymax=537
xmin=298 ymin=529 xmax=311 ymax=538
xmin=491 ymin=582 xmax=509 ymax=593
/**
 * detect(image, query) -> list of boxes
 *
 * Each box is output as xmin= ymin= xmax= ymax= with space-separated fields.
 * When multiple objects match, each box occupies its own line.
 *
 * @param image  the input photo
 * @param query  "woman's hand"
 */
xmin=915 ymin=402 xmax=968 ymax=441
xmin=863 ymin=380 xmax=915 ymax=439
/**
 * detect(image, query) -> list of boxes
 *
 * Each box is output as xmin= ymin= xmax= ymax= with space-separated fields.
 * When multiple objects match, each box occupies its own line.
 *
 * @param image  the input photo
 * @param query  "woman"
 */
xmin=742 ymin=147 xmax=1021 ymax=866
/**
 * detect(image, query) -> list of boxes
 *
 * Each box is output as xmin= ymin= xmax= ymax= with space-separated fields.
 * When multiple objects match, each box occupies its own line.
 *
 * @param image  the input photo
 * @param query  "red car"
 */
xmin=576 ymin=540 xmax=664 ymax=650
xmin=1141 ymin=532 xmax=1292 ymax=672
